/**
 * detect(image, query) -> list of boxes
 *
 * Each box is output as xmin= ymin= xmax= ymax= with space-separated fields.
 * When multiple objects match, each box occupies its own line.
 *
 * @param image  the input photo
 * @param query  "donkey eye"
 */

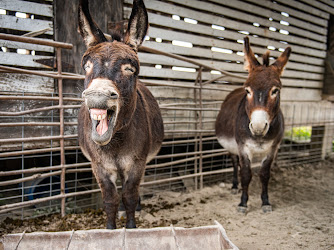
xmin=271 ymin=88 xmax=280 ymax=96
xmin=121 ymin=64 xmax=136 ymax=75
xmin=125 ymin=67 xmax=135 ymax=73
xmin=83 ymin=61 xmax=93 ymax=73
xmin=245 ymin=87 xmax=252 ymax=96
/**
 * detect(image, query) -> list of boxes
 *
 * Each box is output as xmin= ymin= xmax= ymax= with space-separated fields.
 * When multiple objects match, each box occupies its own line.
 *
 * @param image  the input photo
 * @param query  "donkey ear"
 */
xmin=78 ymin=0 xmax=107 ymax=47
xmin=124 ymin=0 xmax=148 ymax=51
xmin=272 ymin=47 xmax=292 ymax=75
xmin=243 ymin=36 xmax=260 ymax=72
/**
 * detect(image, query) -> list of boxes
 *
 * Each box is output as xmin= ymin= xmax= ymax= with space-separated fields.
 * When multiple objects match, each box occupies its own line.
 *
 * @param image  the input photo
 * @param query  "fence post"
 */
xmin=56 ymin=48 xmax=66 ymax=217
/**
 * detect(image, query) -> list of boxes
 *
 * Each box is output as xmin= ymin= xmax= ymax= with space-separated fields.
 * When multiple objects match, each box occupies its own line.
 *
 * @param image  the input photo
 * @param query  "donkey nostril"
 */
xmin=110 ymin=92 xmax=118 ymax=99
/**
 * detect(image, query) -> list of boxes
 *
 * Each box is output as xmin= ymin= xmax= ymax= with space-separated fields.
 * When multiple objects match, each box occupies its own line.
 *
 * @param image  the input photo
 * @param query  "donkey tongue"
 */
xmin=96 ymin=117 xmax=108 ymax=136
xmin=90 ymin=109 xmax=108 ymax=136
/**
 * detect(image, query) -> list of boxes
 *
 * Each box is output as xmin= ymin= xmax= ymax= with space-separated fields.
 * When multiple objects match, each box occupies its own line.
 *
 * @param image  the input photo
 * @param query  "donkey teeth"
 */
xmin=90 ymin=113 xmax=106 ymax=120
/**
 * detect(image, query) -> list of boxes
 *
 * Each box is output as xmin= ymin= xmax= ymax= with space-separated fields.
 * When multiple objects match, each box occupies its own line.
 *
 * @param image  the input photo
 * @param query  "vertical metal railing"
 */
xmin=56 ymin=48 xmax=66 ymax=217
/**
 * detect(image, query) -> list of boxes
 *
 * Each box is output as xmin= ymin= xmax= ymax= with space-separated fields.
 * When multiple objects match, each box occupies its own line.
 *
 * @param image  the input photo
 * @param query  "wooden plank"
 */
xmin=143 ymin=77 xmax=323 ymax=90
xmin=0 ymin=0 xmax=53 ymax=17
xmin=138 ymin=52 xmax=324 ymax=75
xmin=281 ymin=79 xmax=323 ymax=89
xmin=0 ymin=15 xmax=53 ymax=35
xmin=139 ymin=65 xmax=322 ymax=84
xmin=0 ymin=40 xmax=54 ymax=53
xmin=299 ymin=0 xmax=334 ymax=15
xmin=147 ymin=84 xmax=234 ymax=102
xmin=147 ymin=27 xmax=326 ymax=59
xmin=126 ymin=0 xmax=327 ymax=50
xmin=140 ymin=10 xmax=327 ymax=57
xmin=248 ymin=0 xmax=328 ymax=35
xmin=0 ymin=73 xmax=54 ymax=93
xmin=209 ymin=0 xmax=329 ymax=29
xmin=144 ymin=79 xmax=322 ymax=102
xmin=127 ymin=0 xmax=327 ymax=35
xmin=163 ymin=0 xmax=327 ymax=43
xmin=319 ymin=0 xmax=334 ymax=9
xmin=275 ymin=0 xmax=330 ymax=19
xmin=142 ymin=41 xmax=325 ymax=67
xmin=54 ymin=0 xmax=123 ymax=76
xmin=0 ymin=52 xmax=53 ymax=68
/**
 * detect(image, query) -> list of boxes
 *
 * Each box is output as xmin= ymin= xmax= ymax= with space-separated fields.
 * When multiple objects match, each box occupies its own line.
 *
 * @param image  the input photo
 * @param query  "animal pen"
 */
xmin=1 ymin=0 xmax=334 ymax=220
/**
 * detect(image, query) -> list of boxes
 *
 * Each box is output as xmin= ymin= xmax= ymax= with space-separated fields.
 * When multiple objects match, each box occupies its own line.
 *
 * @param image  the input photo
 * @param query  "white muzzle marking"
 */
xmin=249 ymin=110 xmax=269 ymax=136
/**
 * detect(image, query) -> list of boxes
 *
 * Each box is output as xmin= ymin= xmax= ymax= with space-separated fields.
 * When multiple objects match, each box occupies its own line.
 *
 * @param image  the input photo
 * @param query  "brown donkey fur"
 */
xmin=77 ymin=0 xmax=164 ymax=228
xmin=215 ymin=37 xmax=291 ymax=213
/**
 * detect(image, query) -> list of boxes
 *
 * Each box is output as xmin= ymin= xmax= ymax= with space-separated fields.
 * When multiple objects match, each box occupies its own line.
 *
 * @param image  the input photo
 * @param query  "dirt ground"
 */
xmin=1 ymin=159 xmax=334 ymax=249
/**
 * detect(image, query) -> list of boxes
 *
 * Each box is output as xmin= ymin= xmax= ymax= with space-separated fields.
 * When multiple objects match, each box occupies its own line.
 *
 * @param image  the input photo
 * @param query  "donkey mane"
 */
xmin=262 ymin=51 xmax=270 ymax=67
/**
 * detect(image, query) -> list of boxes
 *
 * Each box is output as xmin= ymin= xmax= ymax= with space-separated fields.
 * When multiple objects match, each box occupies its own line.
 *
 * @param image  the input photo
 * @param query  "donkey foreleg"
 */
xmin=259 ymin=148 xmax=277 ymax=212
xmin=121 ymin=163 xmax=145 ymax=228
xmin=238 ymin=152 xmax=252 ymax=212
xmin=92 ymin=165 xmax=119 ymax=229
xmin=231 ymin=154 xmax=239 ymax=194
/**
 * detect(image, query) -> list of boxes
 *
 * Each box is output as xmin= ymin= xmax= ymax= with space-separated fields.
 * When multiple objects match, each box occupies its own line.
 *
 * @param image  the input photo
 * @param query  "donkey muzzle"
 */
xmin=82 ymin=89 xmax=119 ymax=146
xmin=249 ymin=110 xmax=270 ymax=136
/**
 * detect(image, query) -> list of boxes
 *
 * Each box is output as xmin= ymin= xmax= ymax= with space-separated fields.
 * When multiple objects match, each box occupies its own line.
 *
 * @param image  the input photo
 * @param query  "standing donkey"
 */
xmin=77 ymin=0 xmax=164 ymax=228
xmin=215 ymin=37 xmax=291 ymax=213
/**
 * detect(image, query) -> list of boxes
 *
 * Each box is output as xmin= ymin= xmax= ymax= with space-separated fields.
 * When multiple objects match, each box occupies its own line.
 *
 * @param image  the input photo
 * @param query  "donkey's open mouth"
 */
xmin=89 ymin=108 xmax=116 ymax=145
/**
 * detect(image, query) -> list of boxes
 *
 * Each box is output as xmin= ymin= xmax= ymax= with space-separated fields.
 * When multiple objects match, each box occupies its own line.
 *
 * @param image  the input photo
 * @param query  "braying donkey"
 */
xmin=77 ymin=0 xmax=164 ymax=228
xmin=215 ymin=37 xmax=291 ymax=213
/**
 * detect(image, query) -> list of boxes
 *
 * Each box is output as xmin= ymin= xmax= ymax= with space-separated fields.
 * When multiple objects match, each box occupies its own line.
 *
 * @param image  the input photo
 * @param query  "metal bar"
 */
xmin=153 ymin=148 xmax=226 ymax=160
xmin=0 ymin=65 xmax=85 ymax=80
xmin=160 ymin=107 xmax=220 ymax=111
xmin=0 ymin=162 xmax=91 ymax=177
xmin=142 ymin=80 xmax=231 ymax=92
xmin=164 ymin=129 xmax=215 ymax=133
xmin=0 ymin=122 xmax=77 ymax=127
xmin=0 ymin=145 xmax=80 ymax=158
xmin=0 ymin=134 xmax=77 ymax=144
xmin=193 ymin=71 xmax=200 ymax=190
xmin=162 ymin=136 xmax=217 ymax=146
xmin=0 ymin=171 xmax=62 ymax=187
xmin=198 ymin=67 xmax=204 ymax=189
xmin=146 ymin=145 xmax=228 ymax=170
xmin=0 ymin=33 xmax=73 ymax=49
xmin=163 ymin=120 xmax=215 ymax=125
xmin=0 ymin=189 xmax=101 ymax=214
xmin=0 ymin=95 xmax=83 ymax=102
xmin=56 ymin=48 xmax=66 ymax=218
xmin=160 ymin=101 xmax=222 ymax=107
xmin=0 ymin=105 xmax=81 ymax=116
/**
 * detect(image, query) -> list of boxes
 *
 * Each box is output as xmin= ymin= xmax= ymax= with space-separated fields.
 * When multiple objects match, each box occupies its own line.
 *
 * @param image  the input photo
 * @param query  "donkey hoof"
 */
xmin=231 ymin=188 xmax=238 ymax=195
xmin=126 ymin=219 xmax=136 ymax=229
xmin=237 ymin=206 xmax=247 ymax=214
xmin=262 ymin=205 xmax=272 ymax=213
xmin=106 ymin=223 xmax=116 ymax=230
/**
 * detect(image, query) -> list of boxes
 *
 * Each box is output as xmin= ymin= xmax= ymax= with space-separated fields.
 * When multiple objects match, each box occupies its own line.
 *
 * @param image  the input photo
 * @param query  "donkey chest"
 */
xmin=243 ymin=139 xmax=274 ymax=157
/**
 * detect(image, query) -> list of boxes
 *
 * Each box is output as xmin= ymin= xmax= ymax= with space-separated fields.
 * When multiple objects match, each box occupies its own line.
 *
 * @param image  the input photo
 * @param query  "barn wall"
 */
xmin=124 ymin=0 xmax=333 ymax=102
xmin=54 ymin=0 xmax=123 ymax=93
xmin=0 ymin=0 xmax=54 ymax=94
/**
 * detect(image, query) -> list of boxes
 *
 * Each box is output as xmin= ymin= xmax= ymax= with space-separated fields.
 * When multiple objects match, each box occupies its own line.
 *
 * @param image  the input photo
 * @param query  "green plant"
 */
xmin=284 ymin=126 xmax=312 ymax=142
